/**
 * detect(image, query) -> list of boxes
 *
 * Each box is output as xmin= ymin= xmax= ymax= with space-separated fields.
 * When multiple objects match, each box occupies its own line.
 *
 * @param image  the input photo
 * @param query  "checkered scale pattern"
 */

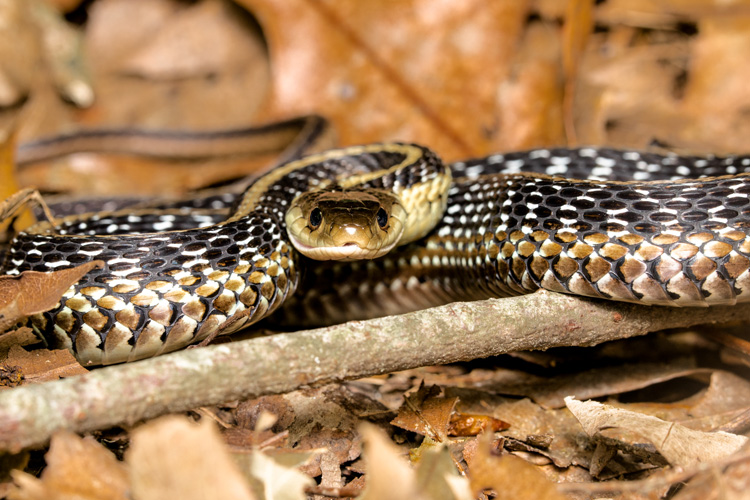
xmin=1 ymin=144 xmax=443 ymax=365
xmin=282 ymin=148 xmax=750 ymax=326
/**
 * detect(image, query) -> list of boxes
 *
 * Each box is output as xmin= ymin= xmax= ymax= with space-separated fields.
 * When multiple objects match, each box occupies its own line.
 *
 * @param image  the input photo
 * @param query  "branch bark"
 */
xmin=1 ymin=290 xmax=749 ymax=451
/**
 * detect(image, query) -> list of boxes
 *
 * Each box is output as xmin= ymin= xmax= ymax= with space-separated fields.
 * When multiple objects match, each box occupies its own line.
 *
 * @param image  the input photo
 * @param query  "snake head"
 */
xmin=285 ymin=188 xmax=406 ymax=261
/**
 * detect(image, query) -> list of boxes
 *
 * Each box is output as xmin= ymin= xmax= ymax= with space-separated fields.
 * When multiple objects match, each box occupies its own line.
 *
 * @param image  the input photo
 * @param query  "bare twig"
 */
xmin=1 ymin=290 xmax=749 ymax=451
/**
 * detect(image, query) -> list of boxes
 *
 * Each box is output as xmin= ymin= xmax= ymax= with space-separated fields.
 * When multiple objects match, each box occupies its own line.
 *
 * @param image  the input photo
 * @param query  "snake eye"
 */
xmin=309 ymin=208 xmax=323 ymax=229
xmin=376 ymin=208 xmax=388 ymax=229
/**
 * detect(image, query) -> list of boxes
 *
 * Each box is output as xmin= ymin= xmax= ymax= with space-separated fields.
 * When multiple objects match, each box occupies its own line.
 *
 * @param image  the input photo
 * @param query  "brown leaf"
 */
xmin=391 ymin=384 xmax=457 ymax=442
xmin=127 ymin=416 xmax=255 ymax=500
xmin=413 ymin=442 xmax=473 ymax=500
xmin=0 ymin=131 xmax=36 ymax=235
xmin=561 ymin=0 xmax=594 ymax=144
xmin=448 ymin=412 xmax=510 ymax=437
xmin=499 ymin=23 xmax=565 ymax=149
xmin=121 ymin=0 xmax=259 ymax=80
xmin=0 ymin=261 xmax=104 ymax=332
xmin=671 ymin=450 xmax=750 ymax=500
xmin=9 ymin=431 xmax=129 ymax=500
xmin=467 ymin=432 xmax=569 ymax=500
xmin=566 ymin=397 xmax=749 ymax=468
xmin=0 ymin=128 xmax=19 ymax=206
xmin=496 ymin=358 xmax=707 ymax=409
xmin=0 ymin=1 xmax=39 ymax=109
xmin=79 ymin=0 xmax=269 ymax=130
xmin=357 ymin=423 xmax=417 ymax=500
xmin=0 ymin=450 xmax=28 ymax=487
xmin=3 ymin=345 xmax=87 ymax=383
xmin=239 ymin=0 xmax=530 ymax=161
xmin=453 ymin=393 xmax=590 ymax=469
xmin=244 ymin=449 xmax=312 ymax=500
xmin=0 ymin=327 xmax=38 ymax=354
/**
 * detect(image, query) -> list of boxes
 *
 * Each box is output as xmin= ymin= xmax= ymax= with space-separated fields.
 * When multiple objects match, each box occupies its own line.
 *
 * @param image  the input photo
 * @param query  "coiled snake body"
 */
xmin=4 ymin=142 xmax=750 ymax=364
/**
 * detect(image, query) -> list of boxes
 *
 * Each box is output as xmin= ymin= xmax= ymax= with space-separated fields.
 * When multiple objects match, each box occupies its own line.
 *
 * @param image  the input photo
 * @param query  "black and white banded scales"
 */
xmin=3 ymin=146 xmax=750 ymax=364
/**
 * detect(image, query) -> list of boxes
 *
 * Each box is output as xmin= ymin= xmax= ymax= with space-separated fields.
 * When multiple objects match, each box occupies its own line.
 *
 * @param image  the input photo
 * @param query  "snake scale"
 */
xmin=3 ymin=132 xmax=750 ymax=365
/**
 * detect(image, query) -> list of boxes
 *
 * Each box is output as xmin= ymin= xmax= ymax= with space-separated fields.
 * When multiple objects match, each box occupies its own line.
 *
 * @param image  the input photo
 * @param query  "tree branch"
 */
xmin=1 ymin=290 xmax=748 ymax=451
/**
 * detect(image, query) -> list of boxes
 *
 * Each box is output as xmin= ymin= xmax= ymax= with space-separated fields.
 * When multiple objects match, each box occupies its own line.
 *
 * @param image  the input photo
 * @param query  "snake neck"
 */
xmin=226 ymin=143 xmax=450 ymax=250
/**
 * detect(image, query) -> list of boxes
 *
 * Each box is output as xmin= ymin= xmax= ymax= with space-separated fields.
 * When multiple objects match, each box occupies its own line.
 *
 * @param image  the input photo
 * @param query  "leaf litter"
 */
xmin=2 ymin=0 xmax=750 ymax=498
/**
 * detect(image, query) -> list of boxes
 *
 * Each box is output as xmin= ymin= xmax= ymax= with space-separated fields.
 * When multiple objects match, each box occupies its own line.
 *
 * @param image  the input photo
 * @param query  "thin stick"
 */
xmin=1 ymin=290 xmax=749 ymax=452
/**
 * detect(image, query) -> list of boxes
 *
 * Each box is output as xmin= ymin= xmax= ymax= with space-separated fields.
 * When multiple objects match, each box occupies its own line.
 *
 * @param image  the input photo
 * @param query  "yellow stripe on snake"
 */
xmin=4 ymin=129 xmax=750 ymax=365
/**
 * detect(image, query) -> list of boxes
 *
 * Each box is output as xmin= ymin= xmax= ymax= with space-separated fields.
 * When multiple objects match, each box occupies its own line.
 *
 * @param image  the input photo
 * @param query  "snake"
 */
xmin=3 ymin=131 xmax=750 ymax=365
xmin=2 ymin=140 xmax=448 ymax=365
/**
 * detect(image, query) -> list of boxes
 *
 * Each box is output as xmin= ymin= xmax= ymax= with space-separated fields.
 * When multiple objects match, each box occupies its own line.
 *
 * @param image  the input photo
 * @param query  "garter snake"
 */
xmin=3 ymin=139 xmax=447 ymax=365
xmin=3 ymin=128 xmax=750 ymax=364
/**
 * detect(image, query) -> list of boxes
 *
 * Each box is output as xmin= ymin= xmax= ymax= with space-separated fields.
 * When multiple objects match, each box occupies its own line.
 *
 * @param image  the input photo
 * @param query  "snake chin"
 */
xmin=288 ymin=231 xmax=398 ymax=261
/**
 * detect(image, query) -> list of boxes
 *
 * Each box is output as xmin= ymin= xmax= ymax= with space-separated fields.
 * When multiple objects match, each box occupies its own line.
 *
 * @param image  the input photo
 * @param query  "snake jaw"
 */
xmin=287 ymin=230 xmax=401 ymax=261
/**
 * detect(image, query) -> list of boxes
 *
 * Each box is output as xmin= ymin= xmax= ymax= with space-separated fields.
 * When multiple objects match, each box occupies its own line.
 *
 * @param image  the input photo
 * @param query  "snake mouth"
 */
xmin=287 ymin=232 xmax=396 ymax=261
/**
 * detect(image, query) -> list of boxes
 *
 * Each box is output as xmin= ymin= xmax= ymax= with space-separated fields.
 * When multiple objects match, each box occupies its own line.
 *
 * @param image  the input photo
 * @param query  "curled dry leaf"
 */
xmin=8 ymin=431 xmax=128 ymax=500
xmin=127 ymin=416 xmax=255 ymax=500
xmin=391 ymin=384 xmax=457 ymax=442
xmin=565 ymin=397 xmax=750 ymax=468
xmin=0 ymin=261 xmax=104 ymax=332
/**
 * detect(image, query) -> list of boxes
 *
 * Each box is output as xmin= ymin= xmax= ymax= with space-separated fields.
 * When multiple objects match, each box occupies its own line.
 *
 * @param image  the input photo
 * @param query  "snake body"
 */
xmin=283 ymin=147 xmax=750 ymax=325
xmin=2 ymin=144 xmax=446 ymax=365
xmin=4 ymin=141 xmax=750 ymax=365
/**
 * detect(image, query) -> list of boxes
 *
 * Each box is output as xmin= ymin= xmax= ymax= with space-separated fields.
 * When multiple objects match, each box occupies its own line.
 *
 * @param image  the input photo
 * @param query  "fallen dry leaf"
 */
xmin=0 ymin=261 xmax=103 ymax=332
xmin=278 ymin=387 xmax=368 ymax=478
xmin=671 ymin=449 xmax=750 ymax=500
xmin=0 ymin=127 xmax=22 ymax=214
xmin=496 ymin=358 xmax=707 ymax=409
xmin=561 ymin=0 xmax=594 ymax=144
xmin=240 ymin=0 xmax=530 ymax=161
xmin=9 ymin=431 xmax=128 ymax=500
xmin=127 ymin=416 xmax=255 ymax=500
xmin=0 ymin=0 xmax=39 ymax=109
xmin=565 ymin=397 xmax=749 ymax=468
xmin=498 ymin=21 xmax=565 ymax=150
xmin=680 ymin=17 xmax=750 ymax=153
xmin=244 ymin=449 xmax=312 ymax=500
xmin=391 ymin=384 xmax=457 ymax=442
xmin=448 ymin=412 xmax=510 ymax=437
xmin=2 ymin=345 xmax=87 ymax=383
xmin=0 ymin=327 xmax=38 ymax=355
xmin=357 ymin=423 xmax=416 ymax=500
xmin=0 ymin=132 xmax=34 ymax=237
xmin=0 ymin=451 xmax=28 ymax=498
xmin=467 ymin=432 xmax=568 ymax=500
xmin=31 ymin=0 xmax=93 ymax=107
xmin=413 ymin=443 xmax=473 ymax=500
xmin=83 ymin=0 xmax=268 ymax=129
